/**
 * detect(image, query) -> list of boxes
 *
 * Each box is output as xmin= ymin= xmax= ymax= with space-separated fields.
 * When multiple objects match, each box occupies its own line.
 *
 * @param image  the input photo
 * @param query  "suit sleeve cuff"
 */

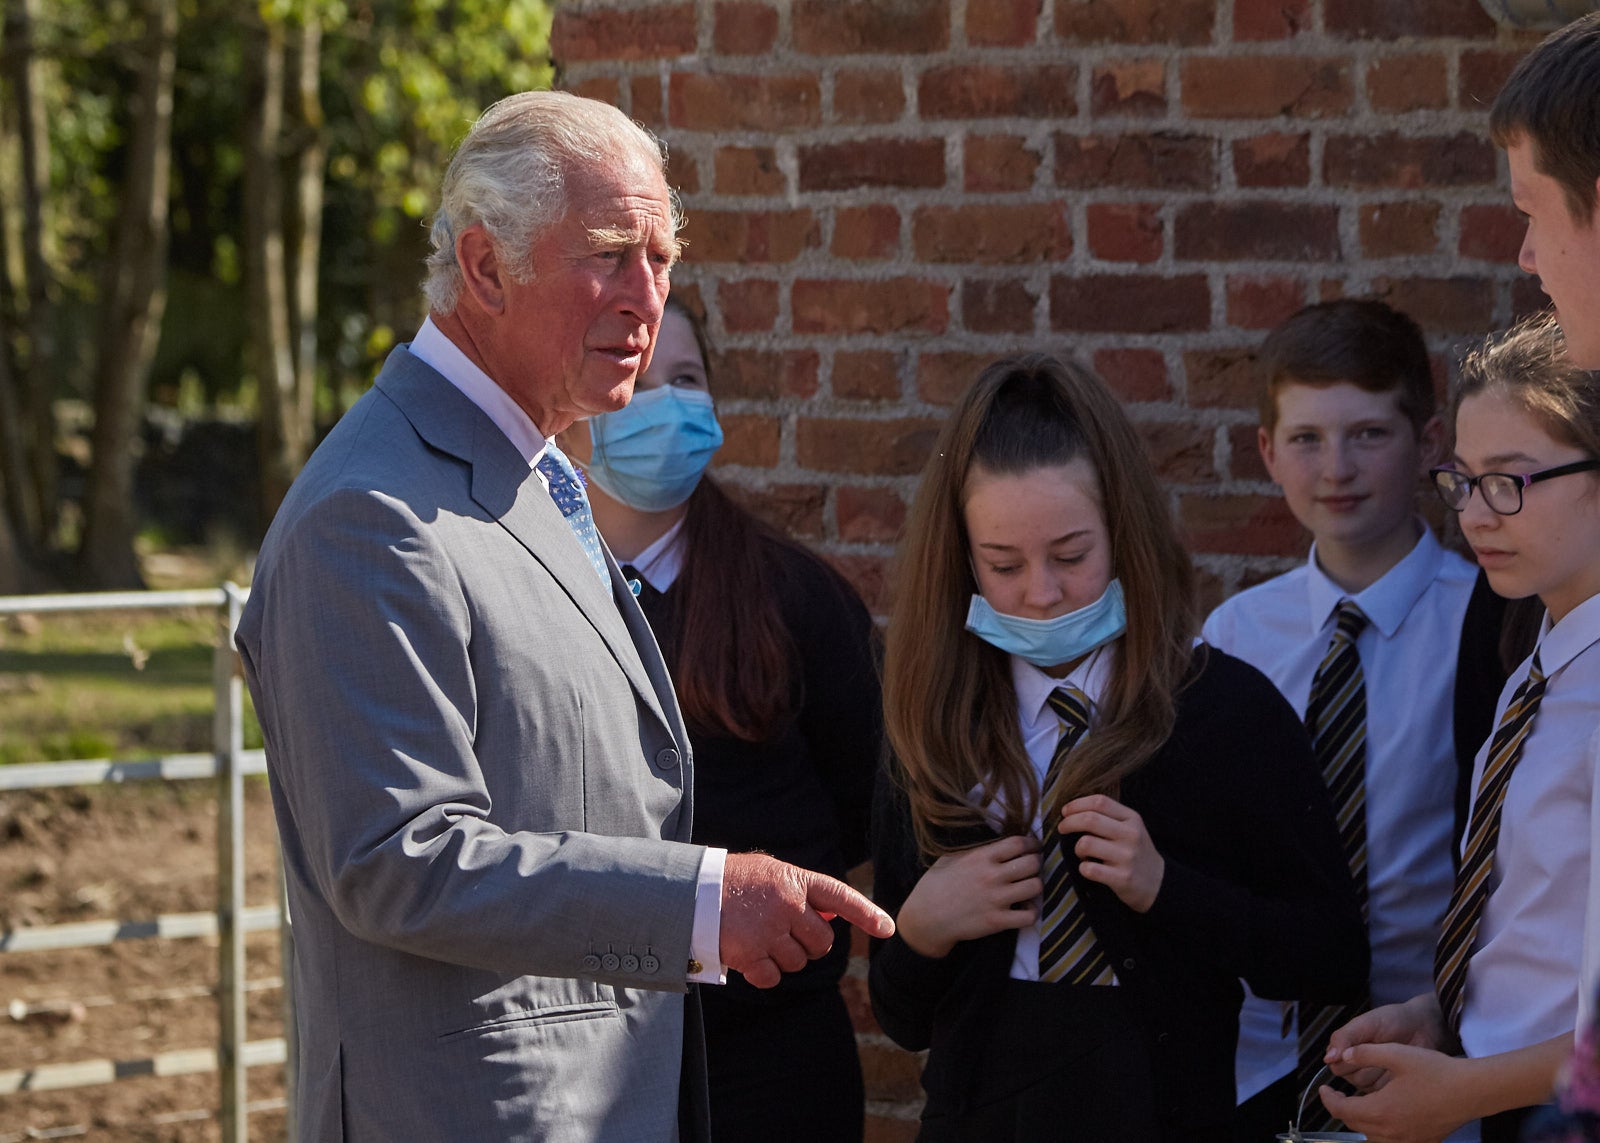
xmin=687 ymin=846 xmax=727 ymax=984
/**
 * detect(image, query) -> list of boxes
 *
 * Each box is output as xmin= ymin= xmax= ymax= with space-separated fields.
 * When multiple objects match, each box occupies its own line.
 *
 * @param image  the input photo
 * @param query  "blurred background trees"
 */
xmin=0 ymin=0 xmax=554 ymax=590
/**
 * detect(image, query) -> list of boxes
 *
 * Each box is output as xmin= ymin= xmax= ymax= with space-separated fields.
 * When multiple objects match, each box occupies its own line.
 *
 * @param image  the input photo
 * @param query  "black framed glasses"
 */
xmin=1430 ymin=459 xmax=1600 ymax=515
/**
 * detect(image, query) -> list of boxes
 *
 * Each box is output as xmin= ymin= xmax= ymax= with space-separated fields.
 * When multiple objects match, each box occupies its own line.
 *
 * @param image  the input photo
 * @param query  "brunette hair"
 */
xmin=1257 ymin=299 xmax=1435 ymax=436
xmin=667 ymin=299 xmax=856 ymax=742
xmin=1452 ymin=311 xmax=1600 ymax=462
xmin=883 ymin=354 xmax=1198 ymax=857
xmin=1489 ymin=12 xmax=1600 ymax=223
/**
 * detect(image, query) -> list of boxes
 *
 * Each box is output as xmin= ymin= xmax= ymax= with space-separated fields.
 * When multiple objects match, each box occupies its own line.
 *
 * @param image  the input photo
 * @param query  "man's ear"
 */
xmin=1417 ymin=414 xmax=1446 ymax=471
xmin=1258 ymin=424 xmax=1280 ymax=484
xmin=455 ymin=224 xmax=508 ymax=315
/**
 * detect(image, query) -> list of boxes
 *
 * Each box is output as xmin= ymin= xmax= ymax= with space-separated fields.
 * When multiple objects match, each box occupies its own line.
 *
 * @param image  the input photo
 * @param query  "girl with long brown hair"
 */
xmin=869 ymin=353 xmax=1367 ymax=1142
xmin=561 ymin=295 xmax=879 ymax=1143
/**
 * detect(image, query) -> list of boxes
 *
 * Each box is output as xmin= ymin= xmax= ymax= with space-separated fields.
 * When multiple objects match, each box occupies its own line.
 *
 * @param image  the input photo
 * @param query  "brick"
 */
xmin=964 ymin=135 xmax=1041 ymax=192
xmin=797 ymin=416 xmax=943 ymax=475
xmin=714 ymin=146 xmax=784 ymax=196
xmin=860 ymin=1035 xmax=929 ymax=1101
xmin=1366 ymin=54 xmax=1448 ymax=113
xmin=1233 ymin=132 xmax=1310 ymax=187
xmin=1056 ymin=132 xmax=1216 ymax=190
xmin=1371 ymin=276 xmax=1495 ymax=334
xmin=1325 ymin=0 xmax=1495 ymax=39
xmin=1094 ymin=348 xmax=1170 ymax=402
xmin=918 ymin=351 xmax=997 ymax=404
xmin=566 ymin=76 xmax=621 ymax=105
xmin=834 ymin=68 xmax=906 ymax=124
xmin=829 ymin=552 xmax=895 ymax=615
xmin=630 ymin=75 xmax=665 ymax=126
xmin=1087 ymin=202 xmax=1163 ymax=263
xmin=1050 ymin=274 xmax=1210 ymax=333
xmin=1229 ymin=423 xmax=1271 ymax=482
xmin=718 ymin=279 xmax=780 ymax=332
xmin=1460 ymin=204 xmax=1525 ymax=263
xmin=714 ymin=2 xmax=778 ymax=54
xmin=714 ymin=413 xmax=781 ymax=466
xmin=832 ymin=205 xmax=902 ymax=260
xmin=669 ymin=73 xmax=822 ymax=131
xmin=865 ymin=1113 xmax=922 ymax=1143
xmin=681 ymin=209 xmax=817 ymax=264
xmin=1324 ymin=133 xmax=1497 ymax=189
xmin=1141 ymin=422 xmax=1217 ymax=482
xmin=1091 ymin=59 xmax=1167 ymax=116
xmin=964 ymin=279 xmax=1039 ymax=333
xmin=837 ymin=485 xmax=908 ymax=542
xmin=919 ymin=63 xmax=1078 ymax=119
xmin=1359 ymin=201 xmax=1441 ymax=258
xmin=911 ymin=203 xmax=1072 ymax=264
xmin=551 ymin=4 xmax=697 ymax=61
xmin=1227 ymin=274 xmax=1307 ymax=330
xmin=1319 ymin=279 xmax=1346 ymax=302
xmin=840 ymin=973 xmax=879 ymax=1034
xmin=970 ymin=0 xmax=1043 ymax=44
xmin=1233 ymin=0 xmax=1309 ymax=40
xmin=1180 ymin=493 xmax=1306 ymax=556
xmin=668 ymin=151 xmax=700 ymax=195
xmin=1186 ymin=346 xmax=1259 ymax=409
xmin=800 ymin=138 xmax=946 ymax=191
xmin=1460 ymin=49 xmax=1524 ymax=110
xmin=793 ymin=279 xmax=951 ymax=335
xmin=834 ymin=349 xmax=903 ymax=400
xmin=1054 ymin=0 xmax=1216 ymax=45
xmin=1195 ymin=565 xmax=1228 ymax=617
xmin=1180 ymin=56 xmax=1352 ymax=119
xmin=795 ymin=0 xmax=950 ymax=54
xmin=1175 ymin=203 xmax=1340 ymax=261
xmin=711 ymin=349 xmax=821 ymax=399
xmin=728 ymin=482 xmax=826 ymax=539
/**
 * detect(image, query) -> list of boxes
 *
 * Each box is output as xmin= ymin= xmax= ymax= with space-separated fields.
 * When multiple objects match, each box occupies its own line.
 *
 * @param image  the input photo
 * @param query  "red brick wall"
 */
xmin=552 ymin=1 xmax=1544 ymax=1135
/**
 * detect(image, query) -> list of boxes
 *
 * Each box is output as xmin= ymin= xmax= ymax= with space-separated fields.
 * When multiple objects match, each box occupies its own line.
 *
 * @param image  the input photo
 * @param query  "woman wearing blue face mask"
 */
xmin=869 ymin=354 xmax=1368 ymax=1142
xmin=561 ymin=297 xmax=880 ymax=1143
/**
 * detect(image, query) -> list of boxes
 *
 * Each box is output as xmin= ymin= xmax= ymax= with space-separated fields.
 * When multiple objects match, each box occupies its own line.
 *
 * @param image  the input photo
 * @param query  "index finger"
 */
xmin=1059 ymin=793 xmax=1127 ymax=819
xmin=806 ymin=876 xmax=894 ymax=939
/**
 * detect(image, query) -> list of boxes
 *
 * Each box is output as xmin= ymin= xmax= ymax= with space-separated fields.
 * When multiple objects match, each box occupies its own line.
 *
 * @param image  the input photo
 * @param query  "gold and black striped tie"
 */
xmin=1295 ymin=600 xmax=1370 ymax=1116
xmin=1038 ymin=686 xmax=1116 ymax=986
xmin=1434 ymin=651 xmax=1547 ymax=1037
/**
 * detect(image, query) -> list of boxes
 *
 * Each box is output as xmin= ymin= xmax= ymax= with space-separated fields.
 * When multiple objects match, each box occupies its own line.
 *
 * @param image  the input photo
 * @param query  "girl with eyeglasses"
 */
xmin=1322 ymin=313 xmax=1600 ymax=1143
xmin=868 ymin=354 xmax=1367 ymax=1142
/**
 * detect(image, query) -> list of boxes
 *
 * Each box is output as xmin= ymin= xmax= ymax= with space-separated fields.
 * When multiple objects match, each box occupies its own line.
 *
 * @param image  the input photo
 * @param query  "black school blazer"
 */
xmin=869 ymin=644 xmax=1369 ymax=1137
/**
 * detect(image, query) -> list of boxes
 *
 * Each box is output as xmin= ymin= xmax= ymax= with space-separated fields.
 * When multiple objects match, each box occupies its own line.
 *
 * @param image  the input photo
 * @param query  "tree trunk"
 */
xmin=78 ymin=0 xmax=177 ymax=588
xmin=289 ymin=10 xmax=324 ymax=455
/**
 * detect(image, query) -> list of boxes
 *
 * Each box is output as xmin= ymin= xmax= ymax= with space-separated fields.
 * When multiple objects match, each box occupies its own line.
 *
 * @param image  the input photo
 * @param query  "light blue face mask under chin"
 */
xmin=965 ymin=579 xmax=1127 ymax=670
xmin=585 ymin=385 xmax=724 ymax=512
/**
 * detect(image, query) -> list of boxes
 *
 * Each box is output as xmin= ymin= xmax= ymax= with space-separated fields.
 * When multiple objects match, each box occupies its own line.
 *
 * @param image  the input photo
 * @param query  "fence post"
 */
xmin=215 ymin=582 xmax=247 ymax=1141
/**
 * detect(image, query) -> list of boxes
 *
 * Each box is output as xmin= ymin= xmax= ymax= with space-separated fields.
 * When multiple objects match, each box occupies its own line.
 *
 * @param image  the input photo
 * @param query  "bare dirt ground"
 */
xmin=0 ymin=780 xmax=287 ymax=1141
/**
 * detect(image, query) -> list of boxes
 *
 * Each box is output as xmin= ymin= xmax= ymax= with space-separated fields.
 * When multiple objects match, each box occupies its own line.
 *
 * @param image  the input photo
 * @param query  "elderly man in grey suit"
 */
xmin=235 ymin=90 xmax=893 ymax=1142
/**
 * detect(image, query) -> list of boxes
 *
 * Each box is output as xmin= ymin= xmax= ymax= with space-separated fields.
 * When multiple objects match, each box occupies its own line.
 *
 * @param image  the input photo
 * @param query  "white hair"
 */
xmin=422 ymin=91 xmax=681 ymax=314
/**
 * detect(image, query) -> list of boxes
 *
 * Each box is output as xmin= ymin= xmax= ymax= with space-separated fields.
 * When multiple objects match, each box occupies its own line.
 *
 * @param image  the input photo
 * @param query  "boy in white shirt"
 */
xmin=1202 ymin=299 xmax=1478 ymax=1141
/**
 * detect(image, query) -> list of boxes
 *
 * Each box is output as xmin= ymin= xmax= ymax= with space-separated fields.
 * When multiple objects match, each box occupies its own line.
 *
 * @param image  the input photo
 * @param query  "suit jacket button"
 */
xmin=621 ymin=954 xmax=639 ymax=973
xmin=655 ymin=747 xmax=680 ymax=770
xmin=601 ymin=953 xmax=620 ymax=972
xmin=641 ymin=954 xmax=660 ymax=973
xmin=1122 ymin=958 xmax=1137 ymax=971
xmin=582 ymin=954 xmax=601 ymax=972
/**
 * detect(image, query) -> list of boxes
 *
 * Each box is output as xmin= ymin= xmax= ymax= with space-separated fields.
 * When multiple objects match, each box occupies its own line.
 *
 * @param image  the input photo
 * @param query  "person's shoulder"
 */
xmin=1429 ymin=544 xmax=1480 ymax=594
xmin=1187 ymin=642 xmax=1288 ymax=702
xmin=1201 ymin=565 xmax=1306 ymax=643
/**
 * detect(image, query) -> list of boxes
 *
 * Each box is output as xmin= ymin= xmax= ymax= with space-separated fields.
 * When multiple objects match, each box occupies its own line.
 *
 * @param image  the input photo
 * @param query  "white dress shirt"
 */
xmin=618 ymin=516 xmax=687 ymax=592
xmin=1203 ymin=526 xmax=1477 ymax=1107
xmin=1458 ymin=591 xmax=1599 ymax=1059
xmin=407 ymin=318 xmax=727 ymax=984
xmin=1002 ymin=646 xmax=1118 ymax=982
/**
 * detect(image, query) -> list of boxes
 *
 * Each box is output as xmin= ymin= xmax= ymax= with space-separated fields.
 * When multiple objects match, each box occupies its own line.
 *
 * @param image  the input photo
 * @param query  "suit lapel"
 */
xmin=374 ymin=349 xmax=674 ymax=734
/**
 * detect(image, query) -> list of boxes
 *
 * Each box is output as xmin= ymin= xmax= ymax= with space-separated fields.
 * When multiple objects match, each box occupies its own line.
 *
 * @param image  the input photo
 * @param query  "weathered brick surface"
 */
xmin=965 ymin=135 xmax=1043 ymax=192
xmin=552 ymin=3 xmax=697 ymax=61
xmin=1055 ymin=132 xmax=1217 ymax=190
xmin=1366 ymin=54 xmax=1450 ymax=113
xmin=1360 ymin=201 xmax=1443 ymax=258
xmin=971 ymin=0 xmax=1045 ymax=46
xmin=911 ymin=203 xmax=1072 ymax=264
xmin=793 ymin=278 xmax=951 ymax=335
xmin=1091 ymin=58 xmax=1167 ymax=116
xmin=919 ymin=63 xmax=1078 ymax=119
xmin=799 ymin=139 xmax=947 ymax=191
xmin=1233 ymin=0 xmax=1309 ymax=40
xmin=1054 ymin=0 xmax=1216 ymax=45
xmin=713 ymin=1 xmax=778 ymax=54
xmin=1087 ymin=202 xmax=1163 ymax=263
xmin=1050 ymin=274 xmax=1211 ymax=333
xmin=1180 ymin=56 xmax=1353 ymax=119
xmin=1174 ymin=202 xmax=1341 ymax=261
xmin=1233 ymin=133 xmax=1311 ymax=187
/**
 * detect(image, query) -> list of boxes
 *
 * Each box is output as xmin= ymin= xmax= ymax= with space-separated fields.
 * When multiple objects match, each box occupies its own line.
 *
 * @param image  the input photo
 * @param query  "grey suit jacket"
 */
xmin=237 ymin=347 xmax=707 ymax=1141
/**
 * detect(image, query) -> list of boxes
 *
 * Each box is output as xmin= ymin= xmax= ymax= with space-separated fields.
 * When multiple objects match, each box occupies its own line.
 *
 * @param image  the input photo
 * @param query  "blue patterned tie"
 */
xmin=536 ymin=443 xmax=611 ymax=591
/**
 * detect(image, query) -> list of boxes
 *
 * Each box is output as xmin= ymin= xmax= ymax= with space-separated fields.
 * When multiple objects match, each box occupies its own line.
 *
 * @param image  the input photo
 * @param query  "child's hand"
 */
xmin=1058 ymin=794 xmax=1165 ymax=913
xmin=895 ymin=834 xmax=1043 ymax=959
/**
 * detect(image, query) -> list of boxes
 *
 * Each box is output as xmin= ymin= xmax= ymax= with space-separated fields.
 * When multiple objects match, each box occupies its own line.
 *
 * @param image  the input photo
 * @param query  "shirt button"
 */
xmin=582 ymin=954 xmax=600 ymax=972
xmin=601 ymin=953 xmax=620 ymax=972
xmin=641 ymin=954 xmax=660 ymax=974
xmin=655 ymin=748 xmax=680 ymax=770
xmin=621 ymin=954 xmax=639 ymax=973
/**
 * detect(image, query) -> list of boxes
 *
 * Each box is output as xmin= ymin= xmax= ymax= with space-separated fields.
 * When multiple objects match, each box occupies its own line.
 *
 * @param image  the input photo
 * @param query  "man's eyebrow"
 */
xmin=586 ymin=225 xmax=683 ymax=265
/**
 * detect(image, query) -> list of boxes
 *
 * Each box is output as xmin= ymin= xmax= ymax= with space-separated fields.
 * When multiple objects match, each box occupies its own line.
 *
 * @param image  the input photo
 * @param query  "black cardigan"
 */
xmin=869 ymin=644 xmax=1369 ymax=1135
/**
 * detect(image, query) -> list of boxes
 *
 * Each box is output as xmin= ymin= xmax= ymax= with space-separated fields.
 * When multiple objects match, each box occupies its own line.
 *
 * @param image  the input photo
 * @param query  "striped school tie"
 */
xmin=1434 ymin=651 xmax=1547 ymax=1037
xmin=1295 ymin=600 xmax=1370 ymax=1119
xmin=1038 ymin=686 xmax=1116 ymax=986
xmin=536 ymin=443 xmax=612 ymax=591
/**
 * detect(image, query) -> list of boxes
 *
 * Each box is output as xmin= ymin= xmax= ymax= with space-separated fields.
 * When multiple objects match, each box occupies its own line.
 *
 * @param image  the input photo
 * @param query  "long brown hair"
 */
xmin=883 ymin=354 xmax=1198 ymax=857
xmin=668 ymin=299 xmax=848 ymax=741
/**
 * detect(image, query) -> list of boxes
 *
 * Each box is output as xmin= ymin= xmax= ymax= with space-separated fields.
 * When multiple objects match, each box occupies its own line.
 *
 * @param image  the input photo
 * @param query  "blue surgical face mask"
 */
xmin=585 ymin=385 xmax=724 ymax=512
xmin=965 ymin=579 xmax=1127 ymax=669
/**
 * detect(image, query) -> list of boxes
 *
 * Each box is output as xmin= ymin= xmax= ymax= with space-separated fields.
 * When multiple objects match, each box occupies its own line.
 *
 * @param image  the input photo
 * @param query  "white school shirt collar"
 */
xmin=1304 ymin=522 xmax=1445 ymax=638
xmin=625 ymin=517 xmax=687 ymax=592
xmin=408 ymin=316 xmax=550 ymax=471
xmin=1010 ymin=643 xmax=1116 ymax=744
xmin=1535 ymin=587 xmax=1600 ymax=677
